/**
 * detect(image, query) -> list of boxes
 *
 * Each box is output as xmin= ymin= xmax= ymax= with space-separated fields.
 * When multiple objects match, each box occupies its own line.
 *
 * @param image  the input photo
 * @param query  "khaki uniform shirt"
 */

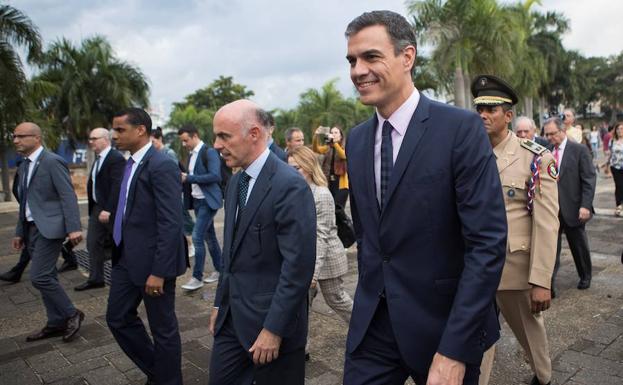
xmin=494 ymin=131 xmax=559 ymax=290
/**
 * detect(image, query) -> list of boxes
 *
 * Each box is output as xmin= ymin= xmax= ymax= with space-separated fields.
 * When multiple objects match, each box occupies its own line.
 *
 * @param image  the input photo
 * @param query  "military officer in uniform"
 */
xmin=473 ymin=75 xmax=559 ymax=385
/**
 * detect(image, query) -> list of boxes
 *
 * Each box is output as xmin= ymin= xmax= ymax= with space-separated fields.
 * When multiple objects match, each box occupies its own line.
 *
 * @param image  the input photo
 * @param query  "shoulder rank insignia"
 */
xmin=520 ymin=139 xmax=547 ymax=155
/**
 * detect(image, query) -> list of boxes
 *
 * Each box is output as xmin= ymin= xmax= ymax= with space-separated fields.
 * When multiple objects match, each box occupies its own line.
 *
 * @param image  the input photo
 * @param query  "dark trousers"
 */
xmin=86 ymin=205 xmax=112 ymax=283
xmin=8 ymin=235 xmax=75 ymax=280
xmin=343 ymin=299 xmax=480 ymax=385
xmin=26 ymin=223 xmax=76 ymax=327
xmin=209 ymin=312 xmax=305 ymax=385
xmin=328 ymin=177 xmax=349 ymax=209
xmin=106 ymin=264 xmax=182 ymax=385
xmin=611 ymin=167 xmax=623 ymax=206
xmin=553 ymin=218 xmax=592 ymax=288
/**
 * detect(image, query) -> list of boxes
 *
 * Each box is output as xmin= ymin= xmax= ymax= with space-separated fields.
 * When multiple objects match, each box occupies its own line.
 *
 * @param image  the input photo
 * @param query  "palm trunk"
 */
xmin=538 ymin=96 xmax=546 ymax=133
xmin=454 ymin=66 xmax=465 ymax=108
xmin=524 ymin=96 xmax=533 ymax=121
xmin=463 ymin=70 xmax=472 ymax=110
xmin=0 ymin=141 xmax=11 ymax=201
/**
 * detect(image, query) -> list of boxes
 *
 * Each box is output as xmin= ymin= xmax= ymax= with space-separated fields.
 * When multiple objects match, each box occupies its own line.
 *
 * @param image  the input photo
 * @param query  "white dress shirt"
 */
xmin=241 ymin=148 xmax=270 ymax=206
xmin=24 ymin=146 xmax=44 ymax=221
xmin=122 ymin=142 xmax=152 ymax=214
xmin=91 ymin=145 xmax=111 ymax=203
xmin=188 ymin=141 xmax=205 ymax=200
xmin=374 ymin=88 xmax=420 ymax=205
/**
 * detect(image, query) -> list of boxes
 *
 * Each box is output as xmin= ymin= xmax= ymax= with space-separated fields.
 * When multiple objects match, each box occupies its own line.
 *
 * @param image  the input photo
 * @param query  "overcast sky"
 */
xmin=10 ymin=0 xmax=623 ymax=120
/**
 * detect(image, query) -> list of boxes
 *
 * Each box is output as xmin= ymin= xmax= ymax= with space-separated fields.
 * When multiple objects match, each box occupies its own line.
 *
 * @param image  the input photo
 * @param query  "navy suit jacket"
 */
xmin=87 ymin=148 xmax=125 ymax=215
xmin=213 ymin=152 xmax=316 ymax=352
xmin=269 ymin=141 xmax=287 ymax=162
xmin=184 ymin=145 xmax=223 ymax=211
xmin=345 ymin=95 xmax=507 ymax=370
xmin=557 ymin=139 xmax=596 ymax=227
xmin=112 ymin=146 xmax=187 ymax=285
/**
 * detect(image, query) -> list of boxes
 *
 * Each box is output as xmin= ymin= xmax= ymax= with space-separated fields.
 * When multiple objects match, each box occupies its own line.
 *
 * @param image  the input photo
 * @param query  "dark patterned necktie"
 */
xmin=237 ymin=171 xmax=251 ymax=218
xmin=380 ymin=120 xmax=394 ymax=208
xmin=19 ymin=159 xmax=31 ymax=221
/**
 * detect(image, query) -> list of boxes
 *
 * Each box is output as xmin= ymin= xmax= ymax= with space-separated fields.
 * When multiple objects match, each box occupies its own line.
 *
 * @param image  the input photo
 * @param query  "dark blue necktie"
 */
xmin=380 ymin=120 xmax=394 ymax=208
xmin=113 ymin=158 xmax=135 ymax=246
xmin=237 ymin=171 xmax=251 ymax=216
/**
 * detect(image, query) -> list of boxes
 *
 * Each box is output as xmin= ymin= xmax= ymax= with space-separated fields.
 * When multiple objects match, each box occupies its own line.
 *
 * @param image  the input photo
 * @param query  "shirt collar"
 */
xmin=375 ymin=88 xmax=420 ymax=137
xmin=97 ymin=146 xmax=112 ymax=160
xmin=244 ymin=148 xmax=270 ymax=180
xmin=192 ymin=141 xmax=204 ymax=154
xmin=493 ymin=130 xmax=513 ymax=158
xmin=27 ymin=146 xmax=44 ymax=163
xmin=558 ymin=137 xmax=568 ymax=150
xmin=130 ymin=142 xmax=152 ymax=164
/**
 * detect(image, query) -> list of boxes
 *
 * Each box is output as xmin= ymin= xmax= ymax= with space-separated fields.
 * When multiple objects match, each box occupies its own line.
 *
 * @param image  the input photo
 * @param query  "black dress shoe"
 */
xmin=0 ymin=270 xmax=21 ymax=283
xmin=530 ymin=375 xmax=550 ymax=385
xmin=26 ymin=325 xmax=66 ymax=342
xmin=74 ymin=281 xmax=105 ymax=291
xmin=577 ymin=279 xmax=591 ymax=290
xmin=58 ymin=261 xmax=78 ymax=273
xmin=63 ymin=309 xmax=84 ymax=342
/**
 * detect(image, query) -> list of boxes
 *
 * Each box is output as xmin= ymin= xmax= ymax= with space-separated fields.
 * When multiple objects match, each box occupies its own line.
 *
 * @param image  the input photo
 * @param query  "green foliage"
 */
xmin=34 ymin=35 xmax=150 ymax=141
xmin=173 ymin=75 xmax=254 ymax=111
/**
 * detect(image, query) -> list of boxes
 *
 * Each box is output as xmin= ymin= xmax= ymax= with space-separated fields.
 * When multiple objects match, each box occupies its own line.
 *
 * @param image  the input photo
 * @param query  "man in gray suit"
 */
xmin=11 ymin=122 xmax=85 ymax=342
xmin=208 ymin=100 xmax=316 ymax=385
xmin=544 ymin=117 xmax=596 ymax=292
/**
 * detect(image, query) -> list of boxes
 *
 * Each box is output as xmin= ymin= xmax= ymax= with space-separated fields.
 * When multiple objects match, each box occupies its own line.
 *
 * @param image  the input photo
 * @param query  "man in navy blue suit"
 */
xmin=342 ymin=11 xmax=507 ymax=385
xmin=207 ymin=100 xmax=316 ymax=385
xmin=107 ymin=108 xmax=187 ymax=385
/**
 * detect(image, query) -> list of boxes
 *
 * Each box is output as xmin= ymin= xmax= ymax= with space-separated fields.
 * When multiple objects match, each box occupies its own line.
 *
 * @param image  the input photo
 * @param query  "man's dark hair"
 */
xmin=177 ymin=124 xmax=199 ymax=137
xmin=544 ymin=117 xmax=564 ymax=131
xmin=255 ymin=108 xmax=272 ymax=129
xmin=286 ymin=127 xmax=303 ymax=142
xmin=345 ymin=10 xmax=417 ymax=57
xmin=113 ymin=108 xmax=152 ymax=133
xmin=151 ymin=126 xmax=164 ymax=139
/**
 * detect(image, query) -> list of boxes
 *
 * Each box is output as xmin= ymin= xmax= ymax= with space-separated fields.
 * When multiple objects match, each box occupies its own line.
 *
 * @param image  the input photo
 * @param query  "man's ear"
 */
xmin=403 ymin=45 xmax=416 ymax=73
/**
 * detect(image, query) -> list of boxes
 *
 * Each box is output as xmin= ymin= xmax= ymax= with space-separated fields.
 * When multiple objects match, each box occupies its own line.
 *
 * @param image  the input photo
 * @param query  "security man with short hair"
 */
xmin=473 ymin=75 xmax=559 ymax=385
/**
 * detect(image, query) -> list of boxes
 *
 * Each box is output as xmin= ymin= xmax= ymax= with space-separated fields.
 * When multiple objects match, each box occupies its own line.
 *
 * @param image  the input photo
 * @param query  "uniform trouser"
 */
xmin=309 ymin=276 xmax=353 ymax=323
xmin=86 ymin=205 xmax=112 ymax=283
xmin=26 ymin=222 xmax=77 ymax=327
xmin=479 ymin=290 xmax=551 ymax=385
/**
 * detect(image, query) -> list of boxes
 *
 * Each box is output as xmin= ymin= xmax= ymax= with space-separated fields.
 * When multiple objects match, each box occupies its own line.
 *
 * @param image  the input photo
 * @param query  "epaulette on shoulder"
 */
xmin=520 ymin=139 xmax=547 ymax=155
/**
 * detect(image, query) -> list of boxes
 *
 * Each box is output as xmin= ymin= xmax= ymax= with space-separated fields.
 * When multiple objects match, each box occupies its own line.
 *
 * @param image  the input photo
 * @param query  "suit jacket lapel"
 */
xmin=363 ymin=116 xmax=380 ymax=218
xmin=125 ymin=147 xmax=154 ymax=219
xmin=28 ymin=150 xmax=45 ymax=185
xmin=382 ymin=94 xmax=430 ymax=212
xmin=231 ymin=155 xmax=274 ymax=258
xmin=223 ymin=173 xmax=240 ymax=256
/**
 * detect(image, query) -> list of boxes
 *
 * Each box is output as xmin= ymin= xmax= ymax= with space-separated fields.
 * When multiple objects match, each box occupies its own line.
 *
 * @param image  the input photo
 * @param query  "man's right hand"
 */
xmin=12 ymin=237 xmax=23 ymax=251
xmin=209 ymin=307 xmax=218 ymax=335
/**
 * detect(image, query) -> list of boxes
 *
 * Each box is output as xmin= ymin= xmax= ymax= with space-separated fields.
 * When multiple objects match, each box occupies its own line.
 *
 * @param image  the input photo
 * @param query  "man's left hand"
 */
xmin=181 ymin=172 xmax=187 ymax=182
xmin=67 ymin=231 xmax=82 ymax=246
xmin=578 ymin=207 xmax=591 ymax=222
xmin=98 ymin=210 xmax=111 ymax=224
xmin=530 ymin=285 xmax=551 ymax=313
xmin=426 ymin=352 xmax=465 ymax=385
xmin=145 ymin=275 xmax=164 ymax=297
xmin=249 ymin=328 xmax=282 ymax=365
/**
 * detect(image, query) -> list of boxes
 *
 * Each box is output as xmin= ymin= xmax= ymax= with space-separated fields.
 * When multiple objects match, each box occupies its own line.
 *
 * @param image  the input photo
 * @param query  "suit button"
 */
xmin=521 ymin=244 xmax=526 ymax=250
xmin=383 ymin=255 xmax=390 ymax=262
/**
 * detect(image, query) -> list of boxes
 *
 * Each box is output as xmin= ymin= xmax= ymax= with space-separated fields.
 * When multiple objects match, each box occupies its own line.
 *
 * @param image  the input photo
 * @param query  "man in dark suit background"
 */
xmin=11 ymin=122 xmax=84 ymax=342
xmin=208 ymin=99 xmax=316 ymax=385
xmin=515 ymin=116 xmax=549 ymax=147
xmin=106 ymin=108 xmax=187 ymax=385
xmin=178 ymin=124 xmax=223 ymax=291
xmin=544 ymin=117 xmax=596 ymax=291
xmin=75 ymin=128 xmax=125 ymax=291
xmin=266 ymin=112 xmax=287 ymax=161
xmin=342 ymin=11 xmax=507 ymax=385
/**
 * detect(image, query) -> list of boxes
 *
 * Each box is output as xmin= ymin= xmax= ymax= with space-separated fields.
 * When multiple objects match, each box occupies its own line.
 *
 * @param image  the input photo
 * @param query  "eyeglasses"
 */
xmin=11 ymin=134 xmax=37 ymax=140
xmin=88 ymin=136 xmax=105 ymax=141
xmin=544 ymin=130 xmax=561 ymax=137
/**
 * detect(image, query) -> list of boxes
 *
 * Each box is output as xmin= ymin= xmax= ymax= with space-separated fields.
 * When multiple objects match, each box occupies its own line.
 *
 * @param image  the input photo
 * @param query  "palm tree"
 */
xmin=0 ymin=5 xmax=42 ymax=201
xmin=34 ymin=36 xmax=150 ymax=141
xmin=408 ymin=0 xmax=519 ymax=108
xmin=296 ymin=79 xmax=355 ymax=137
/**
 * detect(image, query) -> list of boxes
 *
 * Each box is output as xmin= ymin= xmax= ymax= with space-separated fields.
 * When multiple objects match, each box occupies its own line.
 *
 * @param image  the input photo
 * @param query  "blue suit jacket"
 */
xmin=213 ymin=152 xmax=316 ymax=352
xmin=345 ymin=95 xmax=507 ymax=369
xmin=112 ymin=146 xmax=187 ymax=285
xmin=185 ymin=145 xmax=223 ymax=211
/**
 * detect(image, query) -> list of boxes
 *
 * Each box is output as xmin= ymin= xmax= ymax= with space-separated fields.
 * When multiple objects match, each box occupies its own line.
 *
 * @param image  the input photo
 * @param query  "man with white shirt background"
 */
xmin=178 ymin=125 xmax=223 ymax=291
xmin=75 ymin=128 xmax=125 ymax=291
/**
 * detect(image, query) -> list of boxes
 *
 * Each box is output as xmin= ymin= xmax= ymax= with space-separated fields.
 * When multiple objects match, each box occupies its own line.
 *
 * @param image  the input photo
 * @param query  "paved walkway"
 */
xmin=0 ymin=173 xmax=621 ymax=384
